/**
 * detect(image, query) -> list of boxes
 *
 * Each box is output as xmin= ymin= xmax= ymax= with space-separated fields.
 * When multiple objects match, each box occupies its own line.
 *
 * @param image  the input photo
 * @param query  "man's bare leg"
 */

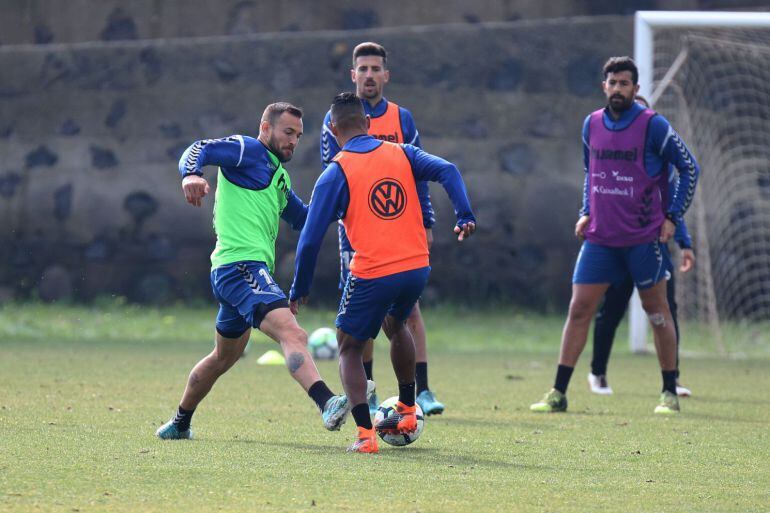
xmin=259 ymin=308 xmax=324 ymax=391
xmin=639 ymin=280 xmax=680 ymax=413
xmin=180 ymin=330 xmax=250 ymax=410
xmin=260 ymin=308 xmax=351 ymax=428
xmin=531 ymin=283 xmax=609 ymax=413
xmin=156 ymin=329 xmax=250 ymax=438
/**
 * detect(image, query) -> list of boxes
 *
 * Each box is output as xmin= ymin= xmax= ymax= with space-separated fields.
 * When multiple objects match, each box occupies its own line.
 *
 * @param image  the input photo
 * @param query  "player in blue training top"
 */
xmin=293 ymin=92 xmax=475 ymax=453
xmin=155 ymin=102 xmax=358 ymax=441
xmin=530 ymin=57 xmax=700 ymax=415
xmin=320 ymin=42 xmax=445 ymax=416
xmin=588 ymin=95 xmax=696 ymax=398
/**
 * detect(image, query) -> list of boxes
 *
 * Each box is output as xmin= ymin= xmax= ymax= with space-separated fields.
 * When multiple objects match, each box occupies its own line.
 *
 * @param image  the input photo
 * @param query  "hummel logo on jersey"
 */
xmin=591 ymin=147 xmax=638 ymax=161
xmin=372 ymin=132 xmax=399 ymax=143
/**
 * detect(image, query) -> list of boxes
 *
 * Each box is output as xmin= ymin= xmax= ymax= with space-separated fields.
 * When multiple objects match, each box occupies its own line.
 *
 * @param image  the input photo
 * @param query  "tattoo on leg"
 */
xmin=189 ymin=371 xmax=201 ymax=386
xmin=648 ymin=313 xmax=666 ymax=327
xmin=287 ymin=352 xmax=305 ymax=374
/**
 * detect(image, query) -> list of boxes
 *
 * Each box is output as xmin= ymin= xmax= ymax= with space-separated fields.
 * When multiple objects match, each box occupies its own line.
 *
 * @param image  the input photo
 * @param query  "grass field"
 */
xmin=1 ymin=303 xmax=769 ymax=512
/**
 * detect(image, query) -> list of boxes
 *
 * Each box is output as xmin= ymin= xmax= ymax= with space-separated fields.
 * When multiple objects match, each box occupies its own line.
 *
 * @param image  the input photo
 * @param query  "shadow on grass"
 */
xmin=254 ymin=440 xmax=552 ymax=471
xmin=675 ymin=411 xmax=769 ymax=425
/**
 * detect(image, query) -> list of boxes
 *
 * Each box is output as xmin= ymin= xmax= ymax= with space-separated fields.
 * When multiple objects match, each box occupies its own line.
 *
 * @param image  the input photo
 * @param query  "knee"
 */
xmin=212 ymin=350 xmax=240 ymax=372
xmin=568 ymin=299 xmax=595 ymax=323
xmin=382 ymin=316 xmax=407 ymax=339
xmin=338 ymin=337 xmax=363 ymax=357
xmin=281 ymin=326 xmax=308 ymax=350
xmin=640 ymin=300 xmax=669 ymax=326
xmin=640 ymin=296 xmax=669 ymax=317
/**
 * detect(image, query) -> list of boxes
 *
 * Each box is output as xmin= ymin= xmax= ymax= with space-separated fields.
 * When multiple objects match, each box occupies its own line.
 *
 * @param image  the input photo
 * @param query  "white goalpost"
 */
xmin=629 ymin=10 xmax=770 ymax=353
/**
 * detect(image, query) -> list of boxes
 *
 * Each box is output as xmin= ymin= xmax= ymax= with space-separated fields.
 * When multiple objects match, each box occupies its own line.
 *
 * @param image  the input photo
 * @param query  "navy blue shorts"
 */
xmin=336 ymin=267 xmax=431 ymax=341
xmin=573 ymin=240 xmax=671 ymax=290
xmin=210 ymin=261 xmax=288 ymax=338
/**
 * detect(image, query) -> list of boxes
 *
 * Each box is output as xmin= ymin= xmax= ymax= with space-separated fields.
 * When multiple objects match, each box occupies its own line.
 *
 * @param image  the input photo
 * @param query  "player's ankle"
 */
xmin=351 ymin=403 xmax=372 ymax=429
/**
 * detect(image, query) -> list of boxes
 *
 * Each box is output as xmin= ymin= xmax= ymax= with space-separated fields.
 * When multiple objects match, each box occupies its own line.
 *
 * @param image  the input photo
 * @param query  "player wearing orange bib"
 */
xmin=294 ymin=93 xmax=476 ymax=453
xmin=320 ymin=42 xmax=445 ymax=416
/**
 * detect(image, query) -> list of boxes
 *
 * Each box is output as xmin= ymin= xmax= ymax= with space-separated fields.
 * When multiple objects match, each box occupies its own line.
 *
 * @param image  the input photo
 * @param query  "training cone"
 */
xmin=256 ymin=349 xmax=285 ymax=365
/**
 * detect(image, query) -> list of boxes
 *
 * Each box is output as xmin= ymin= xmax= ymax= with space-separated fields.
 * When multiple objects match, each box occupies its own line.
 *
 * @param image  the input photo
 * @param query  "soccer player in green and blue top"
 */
xmin=156 ymin=103 xmax=362 ymax=440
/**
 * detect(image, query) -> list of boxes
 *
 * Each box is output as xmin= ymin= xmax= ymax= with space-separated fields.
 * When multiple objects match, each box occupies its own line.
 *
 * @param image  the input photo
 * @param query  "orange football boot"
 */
xmin=375 ymin=401 xmax=417 ymax=435
xmin=347 ymin=426 xmax=378 ymax=453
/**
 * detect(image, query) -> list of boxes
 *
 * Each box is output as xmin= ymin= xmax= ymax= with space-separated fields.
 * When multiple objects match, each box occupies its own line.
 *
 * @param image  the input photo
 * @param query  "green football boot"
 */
xmin=530 ymin=388 xmax=568 ymax=413
xmin=654 ymin=391 xmax=680 ymax=415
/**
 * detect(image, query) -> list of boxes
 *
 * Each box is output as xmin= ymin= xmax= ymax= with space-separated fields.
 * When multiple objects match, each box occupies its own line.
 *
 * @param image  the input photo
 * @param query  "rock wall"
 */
xmin=0 ymin=17 xmax=637 ymax=307
xmin=2 ymin=0 xmax=766 ymax=46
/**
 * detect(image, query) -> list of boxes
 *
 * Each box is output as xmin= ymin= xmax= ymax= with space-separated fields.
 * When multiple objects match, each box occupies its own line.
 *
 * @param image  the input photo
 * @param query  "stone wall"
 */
xmin=0 ymin=17 xmax=636 ymax=307
xmin=2 ymin=0 xmax=766 ymax=46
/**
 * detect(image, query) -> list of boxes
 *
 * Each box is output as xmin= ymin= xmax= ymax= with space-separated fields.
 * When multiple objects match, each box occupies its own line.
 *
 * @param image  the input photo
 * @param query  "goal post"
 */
xmin=629 ymin=10 xmax=770 ymax=353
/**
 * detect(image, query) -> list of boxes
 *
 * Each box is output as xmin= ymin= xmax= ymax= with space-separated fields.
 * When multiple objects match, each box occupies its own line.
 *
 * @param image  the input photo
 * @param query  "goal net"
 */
xmin=632 ymin=12 xmax=770 ymax=352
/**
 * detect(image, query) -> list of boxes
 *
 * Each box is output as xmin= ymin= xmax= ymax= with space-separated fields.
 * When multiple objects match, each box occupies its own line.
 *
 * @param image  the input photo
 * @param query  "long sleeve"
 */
xmin=320 ymin=111 xmax=342 ymax=170
xmin=674 ymin=218 xmax=692 ymax=250
xmin=649 ymin=116 xmax=700 ymax=221
xmin=402 ymin=145 xmax=475 ymax=227
xmin=290 ymin=164 xmax=349 ymax=300
xmin=178 ymin=135 xmax=246 ymax=178
xmin=400 ymin=107 xmax=434 ymax=228
xmin=280 ymin=190 xmax=309 ymax=231
xmin=580 ymin=115 xmax=591 ymax=216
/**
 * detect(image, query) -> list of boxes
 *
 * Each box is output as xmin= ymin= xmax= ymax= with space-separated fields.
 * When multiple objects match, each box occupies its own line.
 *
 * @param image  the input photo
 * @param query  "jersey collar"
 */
xmin=362 ymin=97 xmax=389 ymax=118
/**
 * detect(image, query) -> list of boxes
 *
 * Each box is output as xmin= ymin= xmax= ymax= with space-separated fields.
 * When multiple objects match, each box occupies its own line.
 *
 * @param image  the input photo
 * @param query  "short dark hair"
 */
xmin=330 ymin=92 xmax=366 ymax=131
xmin=603 ymin=56 xmax=639 ymax=85
xmin=352 ymin=42 xmax=387 ymax=68
xmin=635 ymin=94 xmax=650 ymax=108
xmin=261 ymin=102 xmax=303 ymax=126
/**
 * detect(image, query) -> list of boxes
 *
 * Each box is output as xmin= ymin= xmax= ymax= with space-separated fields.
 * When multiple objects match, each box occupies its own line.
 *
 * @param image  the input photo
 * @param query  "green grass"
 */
xmin=1 ymin=303 xmax=769 ymax=512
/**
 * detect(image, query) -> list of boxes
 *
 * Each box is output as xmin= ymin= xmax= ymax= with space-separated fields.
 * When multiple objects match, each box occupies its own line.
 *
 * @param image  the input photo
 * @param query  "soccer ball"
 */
xmin=308 ymin=327 xmax=338 ymax=360
xmin=374 ymin=395 xmax=425 ymax=446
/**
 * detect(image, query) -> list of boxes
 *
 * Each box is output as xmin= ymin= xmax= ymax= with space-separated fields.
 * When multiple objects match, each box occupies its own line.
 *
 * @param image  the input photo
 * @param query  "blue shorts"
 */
xmin=336 ymin=266 xmax=431 ymax=341
xmin=210 ymin=261 xmax=288 ymax=338
xmin=338 ymin=222 xmax=354 ymax=290
xmin=573 ymin=241 xmax=671 ymax=290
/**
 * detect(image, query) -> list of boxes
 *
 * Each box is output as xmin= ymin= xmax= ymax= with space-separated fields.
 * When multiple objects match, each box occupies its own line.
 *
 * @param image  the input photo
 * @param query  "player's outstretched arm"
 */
xmin=289 ymin=164 xmax=349 ymax=312
xmin=403 ymin=145 xmax=476 ymax=241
